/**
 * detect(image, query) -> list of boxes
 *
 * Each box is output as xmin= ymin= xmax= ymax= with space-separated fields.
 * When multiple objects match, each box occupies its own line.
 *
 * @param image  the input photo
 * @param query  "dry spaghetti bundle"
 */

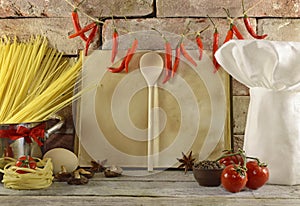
xmin=0 ymin=158 xmax=53 ymax=190
xmin=0 ymin=36 xmax=82 ymax=124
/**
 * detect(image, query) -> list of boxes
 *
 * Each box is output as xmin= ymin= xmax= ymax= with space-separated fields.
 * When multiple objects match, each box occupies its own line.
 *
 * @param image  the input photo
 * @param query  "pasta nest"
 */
xmin=0 ymin=157 xmax=53 ymax=190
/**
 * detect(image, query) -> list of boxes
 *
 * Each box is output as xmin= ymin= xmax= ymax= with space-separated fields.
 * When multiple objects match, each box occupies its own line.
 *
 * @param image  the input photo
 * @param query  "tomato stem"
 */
xmin=246 ymin=156 xmax=268 ymax=167
xmin=214 ymin=148 xmax=247 ymax=169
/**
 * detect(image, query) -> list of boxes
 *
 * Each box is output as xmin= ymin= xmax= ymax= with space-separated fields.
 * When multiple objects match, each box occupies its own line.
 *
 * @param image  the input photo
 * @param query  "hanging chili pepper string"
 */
xmin=242 ymin=0 xmax=267 ymax=39
xmin=208 ymin=16 xmax=220 ymax=72
xmin=65 ymin=0 xmax=105 ymax=56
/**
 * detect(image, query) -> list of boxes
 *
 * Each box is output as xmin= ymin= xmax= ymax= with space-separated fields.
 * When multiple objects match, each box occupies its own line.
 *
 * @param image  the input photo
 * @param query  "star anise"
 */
xmin=177 ymin=151 xmax=195 ymax=174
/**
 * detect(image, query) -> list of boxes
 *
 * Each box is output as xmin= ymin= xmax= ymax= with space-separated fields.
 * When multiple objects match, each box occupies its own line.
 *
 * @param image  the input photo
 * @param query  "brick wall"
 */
xmin=1 ymin=0 xmax=299 ymax=151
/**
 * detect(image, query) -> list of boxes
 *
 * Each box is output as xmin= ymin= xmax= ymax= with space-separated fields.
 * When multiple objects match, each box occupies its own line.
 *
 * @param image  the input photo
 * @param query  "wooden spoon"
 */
xmin=140 ymin=52 xmax=164 ymax=172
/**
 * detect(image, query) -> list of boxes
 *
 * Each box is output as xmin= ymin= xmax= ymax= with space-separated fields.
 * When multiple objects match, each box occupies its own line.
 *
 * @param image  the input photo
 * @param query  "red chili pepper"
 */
xmin=108 ymin=48 xmax=131 ymax=73
xmin=162 ymin=41 xmax=172 ymax=84
xmin=212 ymin=28 xmax=220 ymax=72
xmin=69 ymin=22 xmax=97 ymax=39
xmin=196 ymin=35 xmax=204 ymax=60
xmin=223 ymin=8 xmax=244 ymax=40
xmin=125 ymin=39 xmax=138 ymax=73
xmin=242 ymin=0 xmax=267 ymax=39
xmin=111 ymin=28 xmax=119 ymax=63
xmin=208 ymin=16 xmax=220 ymax=72
xmin=151 ymin=28 xmax=172 ymax=83
xmin=223 ymin=24 xmax=234 ymax=44
xmin=232 ymin=25 xmax=244 ymax=40
xmin=195 ymin=25 xmax=209 ymax=60
xmin=180 ymin=42 xmax=197 ymax=67
xmin=71 ymin=10 xmax=88 ymax=41
xmin=172 ymin=45 xmax=181 ymax=77
xmin=243 ymin=15 xmax=267 ymax=39
xmin=84 ymin=25 xmax=98 ymax=56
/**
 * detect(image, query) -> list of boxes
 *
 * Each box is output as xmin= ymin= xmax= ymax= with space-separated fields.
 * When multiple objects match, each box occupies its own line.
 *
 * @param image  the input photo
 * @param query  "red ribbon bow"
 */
xmin=0 ymin=123 xmax=46 ymax=146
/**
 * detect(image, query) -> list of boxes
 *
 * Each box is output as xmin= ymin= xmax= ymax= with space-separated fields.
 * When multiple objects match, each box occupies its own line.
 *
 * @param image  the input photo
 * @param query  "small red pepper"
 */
xmin=71 ymin=10 xmax=88 ymax=41
xmin=195 ymin=25 xmax=209 ymax=60
xmin=232 ymin=25 xmax=244 ymax=40
xmin=162 ymin=41 xmax=172 ymax=84
xmin=111 ymin=28 xmax=119 ymax=63
xmin=208 ymin=16 xmax=220 ymax=72
xmin=68 ymin=22 xmax=97 ymax=39
xmin=196 ymin=35 xmax=204 ymax=60
xmin=151 ymin=28 xmax=172 ymax=83
xmin=180 ymin=41 xmax=197 ymax=67
xmin=212 ymin=28 xmax=220 ymax=72
xmin=172 ymin=44 xmax=181 ymax=77
xmin=223 ymin=8 xmax=244 ymax=40
xmin=125 ymin=39 xmax=138 ymax=73
xmin=84 ymin=25 xmax=98 ymax=56
xmin=108 ymin=48 xmax=131 ymax=73
xmin=223 ymin=24 xmax=234 ymax=44
xmin=243 ymin=16 xmax=267 ymax=39
xmin=242 ymin=0 xmax=267 ymax=39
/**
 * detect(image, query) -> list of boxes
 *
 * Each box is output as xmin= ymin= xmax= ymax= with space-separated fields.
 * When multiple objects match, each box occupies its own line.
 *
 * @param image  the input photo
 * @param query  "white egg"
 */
xmin=43 ymin=148 xmax=78 ymax=174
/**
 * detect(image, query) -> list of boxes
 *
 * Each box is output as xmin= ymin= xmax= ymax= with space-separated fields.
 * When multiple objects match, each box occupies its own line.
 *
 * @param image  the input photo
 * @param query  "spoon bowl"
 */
xmin=140 ymin=52 xmax=164 ymax=86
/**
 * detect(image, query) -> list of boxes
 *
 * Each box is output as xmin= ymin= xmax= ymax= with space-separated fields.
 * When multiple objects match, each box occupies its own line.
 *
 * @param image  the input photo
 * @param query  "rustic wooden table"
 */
xmin=0 ymin=170 xmax=299 ymax=206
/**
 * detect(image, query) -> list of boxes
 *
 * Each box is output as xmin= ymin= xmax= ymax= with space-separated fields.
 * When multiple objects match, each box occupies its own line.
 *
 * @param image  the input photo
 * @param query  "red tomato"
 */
xmin=221 ymin=165 xmax=248 ymax=193
xmin=15 ymin=155 xmax=37 ymax=174
xmin=246 ymin=161 xmax=269 ymax=190
xmin=219 ymin=153 xmax=244 ymax=166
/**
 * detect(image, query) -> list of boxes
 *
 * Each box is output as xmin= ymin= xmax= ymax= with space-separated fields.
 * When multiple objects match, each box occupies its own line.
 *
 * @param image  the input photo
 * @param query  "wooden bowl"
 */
xmin=192 ymin=166 xmax=224 ymax=187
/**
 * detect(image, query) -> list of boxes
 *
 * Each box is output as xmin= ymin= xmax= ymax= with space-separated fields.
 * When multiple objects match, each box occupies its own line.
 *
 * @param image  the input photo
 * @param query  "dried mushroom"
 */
xmin=104 ymin=165 xmax=123 ymax=178
xmin=77 ymin=168 xmax=94 ymax=179
xmin=67 ymin=170 xmax=89 ymax=185
xmin=54 ymin=165 xmax=72 ymax=182
xmin=90 ymin=159 xmax=107 ymax=173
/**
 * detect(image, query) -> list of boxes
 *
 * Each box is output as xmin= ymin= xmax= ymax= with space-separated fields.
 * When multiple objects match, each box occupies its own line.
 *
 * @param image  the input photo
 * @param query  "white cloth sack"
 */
xmin=215 ymin=40 xmax=300 ymax=185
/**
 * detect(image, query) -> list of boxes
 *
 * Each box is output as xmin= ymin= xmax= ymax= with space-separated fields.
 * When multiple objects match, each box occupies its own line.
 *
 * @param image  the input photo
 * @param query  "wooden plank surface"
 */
xmin=0 ymin=170 xmax=299 ymax=206
xmin=1 ymin=196 xmax=300 ymax=206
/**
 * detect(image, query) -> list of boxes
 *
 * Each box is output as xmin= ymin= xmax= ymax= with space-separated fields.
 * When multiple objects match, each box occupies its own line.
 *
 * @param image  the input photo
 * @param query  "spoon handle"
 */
xmin=147 ymin=86 xmax=154 ymax=172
